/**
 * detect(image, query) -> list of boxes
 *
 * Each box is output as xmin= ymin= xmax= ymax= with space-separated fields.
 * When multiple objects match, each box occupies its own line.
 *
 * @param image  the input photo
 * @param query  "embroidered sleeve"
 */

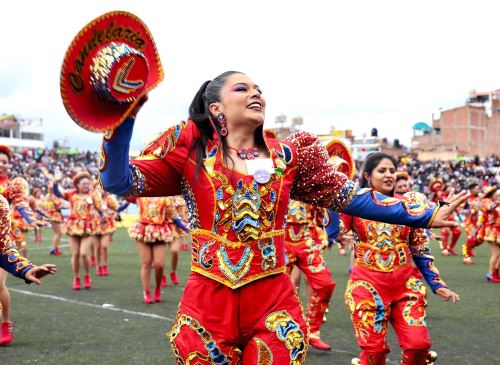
xmin=324 ymin=209 xmax=340 ymax=243
xmin=287 ymin=131 xmax=355 ymax=209
xmin=99 ymin=117 xmax=194 ymax=198
xmin=0 ymin=195 xmax=34 ymax=278
xmin=409 ymin=228 xmax=447 ymax=292
xmin=342 ymin=190 xmax=437 ymax=229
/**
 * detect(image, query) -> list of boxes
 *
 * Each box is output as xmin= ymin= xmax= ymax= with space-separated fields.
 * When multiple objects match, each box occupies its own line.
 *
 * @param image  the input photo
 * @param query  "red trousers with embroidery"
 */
xmin=285 ymin=239 xmax=336 ymax=335
xmin=440 ymin=218 xmax=461 ymax=251
xmin=345 ymin=265 xmax=431 ymax=365
xmin=168 ymin=272 xmax=309 ymax=365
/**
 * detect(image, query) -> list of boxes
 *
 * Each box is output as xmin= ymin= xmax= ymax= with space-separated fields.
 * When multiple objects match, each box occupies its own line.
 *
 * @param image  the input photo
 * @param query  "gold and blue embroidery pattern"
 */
xmin=169 ymin=314 xmax=231 ymax=365
xmin=265 ymin=311 xmax=306 ymax=365
xmin=216 ymin=245 xmax=254 ymax=284
xmin=232 ymin=180 xmax=262 ymax=242
xmin=345 ymin=280 xmax=388 ymax=341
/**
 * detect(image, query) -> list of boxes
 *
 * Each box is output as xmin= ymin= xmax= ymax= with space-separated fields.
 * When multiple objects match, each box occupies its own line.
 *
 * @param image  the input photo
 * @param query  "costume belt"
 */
xmin=354 ymin=242 xmax=411 ymax=272
xmin=190 ymin=229 xmax=286 ymax=289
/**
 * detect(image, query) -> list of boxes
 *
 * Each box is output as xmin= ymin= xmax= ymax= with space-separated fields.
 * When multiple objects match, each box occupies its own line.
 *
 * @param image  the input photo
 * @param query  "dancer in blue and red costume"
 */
xmin=0 ymin=145 xmax=57 ymax=345
xmin=97 ymin=71 xmax=467 ymax=364
xmin=341 ymin=153 xmax=459 ymax=365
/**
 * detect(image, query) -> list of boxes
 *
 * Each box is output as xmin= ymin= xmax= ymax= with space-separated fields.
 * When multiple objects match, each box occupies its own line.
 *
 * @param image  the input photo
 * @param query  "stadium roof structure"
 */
xmin=412 ymin=122 xmax=431 ymax=132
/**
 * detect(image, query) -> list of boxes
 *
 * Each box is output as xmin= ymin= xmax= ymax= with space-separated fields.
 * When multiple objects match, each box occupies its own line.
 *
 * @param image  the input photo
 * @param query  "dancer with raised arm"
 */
xmin=60 ymin=12 xmax=468 ymax=364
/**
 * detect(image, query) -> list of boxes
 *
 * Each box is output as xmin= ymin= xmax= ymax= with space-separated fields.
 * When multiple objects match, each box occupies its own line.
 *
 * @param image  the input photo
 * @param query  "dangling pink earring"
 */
xmin=217 ymin=113 xmax=228 ymax=137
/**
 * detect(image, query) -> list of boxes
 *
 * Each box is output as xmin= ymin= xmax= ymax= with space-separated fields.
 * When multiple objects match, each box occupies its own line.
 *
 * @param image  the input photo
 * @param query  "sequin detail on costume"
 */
xmin=203 ymin=145 xmax=218 ymax=177
xmin=287 ymin=131 xmax=353 ymax=209
xmin=197 ymin=240 xmax=215 ymax=269
xmin=158 ymin=121 xmax=187 ymax=159
xmin=181 ymin=178 xmax=200 ymax=230
xmin=345 ymin=280 xmax=388 ymax=340
xmin=265 ymin=311 xmax=307 ymax=364
xmin=254 ymin=338 xmax=273 ymax=365
xmin=169 ymin=314 xmax=231 ymax=365
xmin=124 ymin=164 xmax=146 ymax=197
xmin=329 ymin=180 xmax=356 ymax=212
xmin=98 ymin=144 xmax=107 ymax=171
xmin=274 ymin=143 xmax=293 ymax=164
xmin=137 ymin=121 xmax=188 ymax=161
xmin=216 ymin=245 xmax=254 ymax=283
xmin=258 ymin=237 xmax=277 ymax=270
xmin=232 ymin=180 xmax=261 ymax=241
xmin=403 ymin=276 xmax=427 ymax=326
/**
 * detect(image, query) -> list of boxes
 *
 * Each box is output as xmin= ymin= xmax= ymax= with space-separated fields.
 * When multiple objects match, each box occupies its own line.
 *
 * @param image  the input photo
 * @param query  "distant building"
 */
xmin=271 ymin=115 xmax=407 ymax=161
xmin=412 ymin=90 xmax=500 ymax=158
xmin=0 ymin=114 xmax=44 ymax=151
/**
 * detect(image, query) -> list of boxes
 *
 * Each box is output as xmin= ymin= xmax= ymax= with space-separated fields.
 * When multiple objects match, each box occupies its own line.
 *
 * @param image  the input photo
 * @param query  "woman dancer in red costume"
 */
xmin=30 ymin=187 xmax=45 ymax=243
xmin=285 ymin=200 xmax=334 ymax=350
xmin=462 ymin=182 xmax=482 ymax=265
xmin=0 ymin=145 xmax=57 ymax=345
xmin=165 ymin=196 xmax=190 ymax=286
xmin=128 ymin=197 xmax=173 ymax=303
xmin=45 ymin=180 xmax=64 ymax=256
xmin=476 ymin=186 xmax=500 ymax=282
xmin=94 ymin=184 xmax=120 ymax=276
xmin=98 ymin=71 xmax=467 ymax=364
xmin=341 ymin=153 xmax=460 ymax=365
xmin=53 ymin=171 xmax=101 ymax=290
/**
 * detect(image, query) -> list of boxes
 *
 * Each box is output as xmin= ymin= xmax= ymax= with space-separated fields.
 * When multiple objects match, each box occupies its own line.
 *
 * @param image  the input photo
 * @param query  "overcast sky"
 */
xmin=1 ymin=0 xmax=499 ymax=151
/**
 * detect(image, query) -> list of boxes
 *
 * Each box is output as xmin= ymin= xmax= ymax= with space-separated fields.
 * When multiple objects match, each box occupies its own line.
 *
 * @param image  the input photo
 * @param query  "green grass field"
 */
xmin=3 ymin=228 xmax=499 ymax=365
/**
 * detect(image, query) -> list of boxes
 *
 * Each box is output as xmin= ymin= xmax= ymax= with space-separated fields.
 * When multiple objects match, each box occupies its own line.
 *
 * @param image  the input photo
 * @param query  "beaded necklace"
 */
xmin=227 ymin=146 xmax=260 ymax=160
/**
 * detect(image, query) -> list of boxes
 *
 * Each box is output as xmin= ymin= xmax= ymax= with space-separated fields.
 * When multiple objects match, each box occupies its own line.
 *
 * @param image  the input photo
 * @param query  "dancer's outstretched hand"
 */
xmin=429 ymin=189 xmax=469 ymax=228
xmin=25 ymin=264 xmax=57 ymax=285
xmin=435 ymin=287 xmax=460 ymax=304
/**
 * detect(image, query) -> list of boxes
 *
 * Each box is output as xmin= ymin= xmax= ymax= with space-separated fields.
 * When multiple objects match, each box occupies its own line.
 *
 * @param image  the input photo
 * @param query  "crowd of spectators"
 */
xmin=7 ymin=146 xmax=500 ymax=197
xmin=9 ymin=147 xmax=100 ymax=192
xmin=397 ymin=155 xmax=500 ymax=194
